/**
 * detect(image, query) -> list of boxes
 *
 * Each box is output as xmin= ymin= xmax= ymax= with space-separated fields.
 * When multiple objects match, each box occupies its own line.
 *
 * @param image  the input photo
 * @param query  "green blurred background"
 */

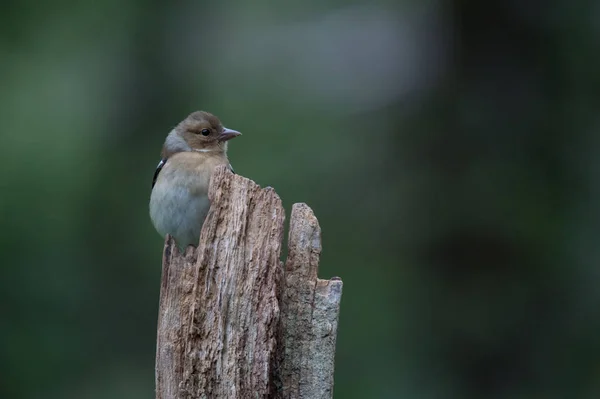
xmin=2 ymin=0 xmax=600 ymax=398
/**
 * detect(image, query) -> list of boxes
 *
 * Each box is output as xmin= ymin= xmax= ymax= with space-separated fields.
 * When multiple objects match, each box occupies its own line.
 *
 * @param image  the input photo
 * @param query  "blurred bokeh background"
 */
xmin=2 ymin=0 xmax=600 ymax=398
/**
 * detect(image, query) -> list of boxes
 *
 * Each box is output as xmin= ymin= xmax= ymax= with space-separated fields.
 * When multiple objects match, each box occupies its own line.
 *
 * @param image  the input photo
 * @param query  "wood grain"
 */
xmin=278 ymin=203 xmax=343 ymax=399
xmin=155 ymin=166 xmax=342 ymax=399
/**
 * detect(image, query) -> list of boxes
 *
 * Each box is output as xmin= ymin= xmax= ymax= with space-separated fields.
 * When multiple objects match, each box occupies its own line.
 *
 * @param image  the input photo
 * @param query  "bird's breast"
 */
xmin=149 ymin=151 xmax=230 ymax=247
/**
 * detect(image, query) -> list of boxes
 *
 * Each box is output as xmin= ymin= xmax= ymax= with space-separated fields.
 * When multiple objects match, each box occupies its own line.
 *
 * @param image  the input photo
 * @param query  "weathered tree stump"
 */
xmin=155 ymin=166 xmax=343 ymax=399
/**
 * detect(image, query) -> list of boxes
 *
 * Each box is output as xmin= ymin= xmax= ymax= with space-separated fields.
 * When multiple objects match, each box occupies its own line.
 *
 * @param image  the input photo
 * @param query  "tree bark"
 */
xmin=155 ymin=166 xmax=342 ymax=399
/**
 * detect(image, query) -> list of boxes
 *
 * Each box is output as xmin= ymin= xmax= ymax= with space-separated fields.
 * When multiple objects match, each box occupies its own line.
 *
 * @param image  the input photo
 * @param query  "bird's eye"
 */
xmin=201 ymin=128 xmax=210 ymax=136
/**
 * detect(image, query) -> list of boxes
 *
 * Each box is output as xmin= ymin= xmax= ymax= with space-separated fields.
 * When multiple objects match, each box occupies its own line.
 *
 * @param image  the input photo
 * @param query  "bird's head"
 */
xmin=162 ymin=111 xmax=241 ymax=158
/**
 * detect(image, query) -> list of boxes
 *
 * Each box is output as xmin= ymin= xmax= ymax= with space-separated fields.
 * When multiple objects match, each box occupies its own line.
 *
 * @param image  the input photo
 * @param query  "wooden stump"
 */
xmin=155 ymin=166 xmax=343 ymax=399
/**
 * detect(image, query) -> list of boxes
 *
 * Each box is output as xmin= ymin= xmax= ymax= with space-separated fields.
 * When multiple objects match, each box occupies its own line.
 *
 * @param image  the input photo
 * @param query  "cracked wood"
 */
xmin=155 ymin=166 xmax=342 ymax=399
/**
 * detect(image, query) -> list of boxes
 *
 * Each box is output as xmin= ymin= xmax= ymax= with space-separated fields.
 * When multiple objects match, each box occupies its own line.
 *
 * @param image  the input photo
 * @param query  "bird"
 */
xmin=149 ymin=111 xmax=241 ymax=249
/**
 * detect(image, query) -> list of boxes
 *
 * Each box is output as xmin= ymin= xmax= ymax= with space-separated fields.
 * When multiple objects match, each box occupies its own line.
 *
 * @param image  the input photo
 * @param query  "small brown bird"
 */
xmin=149 ymin=111 xmax=241 ymax=248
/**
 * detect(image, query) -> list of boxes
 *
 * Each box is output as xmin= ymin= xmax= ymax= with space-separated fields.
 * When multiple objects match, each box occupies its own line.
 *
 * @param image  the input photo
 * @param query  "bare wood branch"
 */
xmin=155 ymin=166 xmax=342 ymax=399
xmin=156 ymin=166 xmax=285 ymax=398
xmin=278 ymin=204 xmax=343 ymax=399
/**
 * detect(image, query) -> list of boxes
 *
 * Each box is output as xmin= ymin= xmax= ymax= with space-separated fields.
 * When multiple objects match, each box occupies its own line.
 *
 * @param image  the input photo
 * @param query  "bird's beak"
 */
xmin=218 ymin=127 xmax=241 ymax=142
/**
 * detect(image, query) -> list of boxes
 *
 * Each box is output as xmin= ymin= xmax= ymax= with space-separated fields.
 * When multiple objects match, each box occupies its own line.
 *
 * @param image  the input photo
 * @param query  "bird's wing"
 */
xmin=229 ymin=164 xmax=235 ymax=174
xmin=152 ymin=158 xmax=167 ymax=188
